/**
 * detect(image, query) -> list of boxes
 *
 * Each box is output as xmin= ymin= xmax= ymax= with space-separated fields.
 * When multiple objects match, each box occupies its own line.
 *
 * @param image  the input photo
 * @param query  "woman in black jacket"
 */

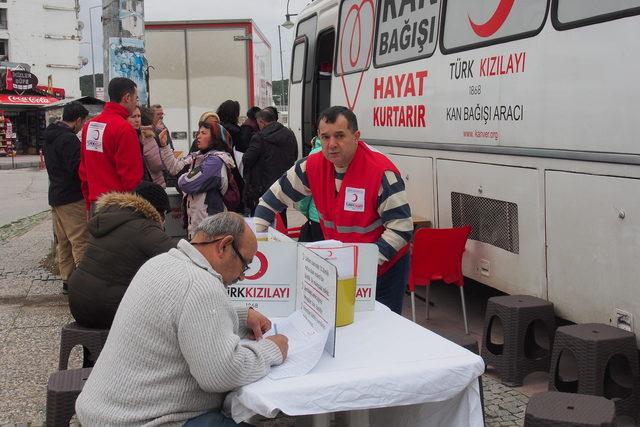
xmin=217 ymin=100 xmax=244 ymax=152
xmin=67 ymin=182 xmax=178 ymax=329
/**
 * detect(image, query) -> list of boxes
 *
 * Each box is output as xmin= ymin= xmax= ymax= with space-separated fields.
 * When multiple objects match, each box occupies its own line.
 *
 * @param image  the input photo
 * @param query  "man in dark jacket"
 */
xmin=43 ymin=101 xmax=90 ymax=293
xmin=242 ymin=108 xmax=298 ymax=216
xmin=68 ymin=181 xmax=178 ymax=330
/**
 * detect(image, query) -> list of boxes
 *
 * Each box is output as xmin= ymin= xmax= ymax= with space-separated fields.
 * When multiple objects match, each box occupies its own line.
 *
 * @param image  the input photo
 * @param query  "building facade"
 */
xmin=0 ymin=0 xmax=81 ymax=98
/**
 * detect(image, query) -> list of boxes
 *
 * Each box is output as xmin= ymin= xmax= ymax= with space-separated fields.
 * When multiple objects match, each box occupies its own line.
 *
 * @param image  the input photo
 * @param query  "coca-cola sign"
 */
xmin=0 ymin=94 xmax=59 ymax=105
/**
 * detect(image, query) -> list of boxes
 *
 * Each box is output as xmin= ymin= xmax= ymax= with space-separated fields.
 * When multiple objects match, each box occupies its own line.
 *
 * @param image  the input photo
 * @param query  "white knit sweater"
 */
xmin=75 ymin=240 xmax=283 ymax=426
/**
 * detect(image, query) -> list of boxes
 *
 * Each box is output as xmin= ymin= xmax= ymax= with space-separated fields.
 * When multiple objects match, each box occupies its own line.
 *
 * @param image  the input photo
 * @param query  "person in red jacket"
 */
xmin=79 ymin=77 xmax=143 ymax=213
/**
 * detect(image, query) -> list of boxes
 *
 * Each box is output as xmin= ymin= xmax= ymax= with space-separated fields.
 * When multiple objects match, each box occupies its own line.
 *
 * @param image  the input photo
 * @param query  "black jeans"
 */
xmin=375 ymin=253 xmax=410 ymax=315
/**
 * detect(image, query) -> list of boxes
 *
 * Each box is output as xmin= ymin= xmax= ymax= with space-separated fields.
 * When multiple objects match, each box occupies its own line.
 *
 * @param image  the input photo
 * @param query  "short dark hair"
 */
xmin=108 ymin=77 xmax=137 ymax=103
xmin=246 ymin=106 xmax=261 ymax=121
xmin=256 ymin=108 xmax=277 ymax=124
xmin=265 ymin=105 xmax=279 ymax=121
xmin=216 ymin=100 xmax=240 ymax=124
xmin=318 ymin=106 xmax=358 ymax=133
xmin=62 ymin=101 xmax=89 ymax=122
xmin=139 ymin=106 xmax=154 ymax=127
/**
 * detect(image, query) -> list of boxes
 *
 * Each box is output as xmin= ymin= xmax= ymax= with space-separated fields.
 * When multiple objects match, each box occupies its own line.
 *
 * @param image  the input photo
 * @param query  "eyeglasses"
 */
xmin=192 ymin=237 xmax=250 ymax=273
xmin=230 ymin=240 xmax=251 ymax=273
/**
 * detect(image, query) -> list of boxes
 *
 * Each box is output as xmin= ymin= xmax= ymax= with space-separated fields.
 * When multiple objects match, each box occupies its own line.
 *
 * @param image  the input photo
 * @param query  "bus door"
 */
xmin=289 ymin=36 xmax=307 ymax=154
xmin=314 ymin=29 xmax=336 ymax=143
xmin=292 ymin=16 xmax=318 ymax=155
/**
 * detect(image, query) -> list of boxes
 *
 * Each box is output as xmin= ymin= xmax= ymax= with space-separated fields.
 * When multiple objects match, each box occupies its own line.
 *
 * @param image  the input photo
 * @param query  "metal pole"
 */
xmin=89 ymin=5 xmax=100 ymax=97
xmin=278 ymin=25 xmax=285 ymax=110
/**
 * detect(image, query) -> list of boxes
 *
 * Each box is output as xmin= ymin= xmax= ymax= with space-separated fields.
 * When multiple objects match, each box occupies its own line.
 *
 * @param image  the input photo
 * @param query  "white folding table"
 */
xmin=227 ymin=303 xmax=485 ymax=426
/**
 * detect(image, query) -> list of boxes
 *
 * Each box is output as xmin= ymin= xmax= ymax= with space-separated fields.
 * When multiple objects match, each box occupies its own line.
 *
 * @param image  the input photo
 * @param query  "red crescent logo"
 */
xmin=92 ymin=129 xmax=100 ymax=140
xmin=468 ymin=0 xmax=515 ymax=38
xmin=244 ymin=251 xmax=268 ymax=281
xmin=327 ymin=250 xmax=334 ymax=257
xmin=351 ymin=193 xmax=358 ymax=202
xmin=338 ymin=0 xmax=375 ymax=110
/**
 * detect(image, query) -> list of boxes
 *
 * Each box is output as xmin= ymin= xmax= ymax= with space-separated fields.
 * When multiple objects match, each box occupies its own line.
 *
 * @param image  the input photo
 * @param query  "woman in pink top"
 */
xmin=128 ymin=106 xmax=166 ymax=188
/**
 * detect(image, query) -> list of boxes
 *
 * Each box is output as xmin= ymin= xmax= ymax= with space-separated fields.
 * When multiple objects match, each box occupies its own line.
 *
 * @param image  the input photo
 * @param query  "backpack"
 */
xmin=217 ymin=127 xmax=242 ymax=211
xmin=222 ymin=163 xmax=241 ymax=212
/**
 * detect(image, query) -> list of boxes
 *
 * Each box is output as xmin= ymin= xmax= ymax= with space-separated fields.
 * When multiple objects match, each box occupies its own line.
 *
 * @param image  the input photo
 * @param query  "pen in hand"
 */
xmin=274 ymin=323 xmax=278 ymax=335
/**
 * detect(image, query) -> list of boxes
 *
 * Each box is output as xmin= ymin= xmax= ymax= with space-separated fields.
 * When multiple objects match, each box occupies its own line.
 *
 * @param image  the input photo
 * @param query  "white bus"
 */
xmin=287 ymin=0 xmax=640 ymax=335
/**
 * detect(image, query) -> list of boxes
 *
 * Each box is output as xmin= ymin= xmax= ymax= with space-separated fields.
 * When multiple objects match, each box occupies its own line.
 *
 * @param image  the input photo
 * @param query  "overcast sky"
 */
xmin=78 ymin=0 xmax=311 ymax=81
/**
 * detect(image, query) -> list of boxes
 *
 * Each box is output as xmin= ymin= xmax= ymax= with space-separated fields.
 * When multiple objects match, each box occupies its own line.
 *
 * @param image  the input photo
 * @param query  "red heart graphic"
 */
xmin=339 ymin=0 xmax=375 ymax=111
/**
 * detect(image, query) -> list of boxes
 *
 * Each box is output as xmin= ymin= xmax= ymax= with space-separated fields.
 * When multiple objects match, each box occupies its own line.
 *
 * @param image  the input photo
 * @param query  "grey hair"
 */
xmin=192 ymin=212 xmax=246 ymax=242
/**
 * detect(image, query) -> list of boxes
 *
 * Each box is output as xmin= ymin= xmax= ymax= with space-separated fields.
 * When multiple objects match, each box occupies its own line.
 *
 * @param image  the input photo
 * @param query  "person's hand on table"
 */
xmin=267 ymin=334 xmax=289 ymax=361
xmin=246 ymin=308 xmax=271 ymax=340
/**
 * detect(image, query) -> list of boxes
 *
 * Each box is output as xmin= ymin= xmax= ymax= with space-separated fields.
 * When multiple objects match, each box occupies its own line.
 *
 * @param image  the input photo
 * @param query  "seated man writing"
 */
xmin=76 ymin=212 xmax=288 ymax=426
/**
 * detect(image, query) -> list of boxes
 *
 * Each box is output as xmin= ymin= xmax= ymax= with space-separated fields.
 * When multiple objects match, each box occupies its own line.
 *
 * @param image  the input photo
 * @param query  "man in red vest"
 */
xmin=254 ymin=106 xmax=413 ymax=314
xmin=79 ymin=77 xmax=143 ymax=213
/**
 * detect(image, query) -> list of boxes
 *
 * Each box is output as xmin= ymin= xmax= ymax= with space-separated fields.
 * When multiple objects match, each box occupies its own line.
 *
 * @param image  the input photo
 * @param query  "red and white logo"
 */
xmin=244 ymin=251 xmax=269 ymax=281
xmin=338 ymin=0 xmax=375 ymax=110
xmin=468 ymin=0 xmax=515 ymax=38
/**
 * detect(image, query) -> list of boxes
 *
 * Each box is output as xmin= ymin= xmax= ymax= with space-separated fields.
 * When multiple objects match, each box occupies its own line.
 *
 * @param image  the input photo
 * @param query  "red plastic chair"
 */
xmin=409 ymin=225 xmax=472 ymax=334
xmin=274 ymin=212 xmax=301 ymax=240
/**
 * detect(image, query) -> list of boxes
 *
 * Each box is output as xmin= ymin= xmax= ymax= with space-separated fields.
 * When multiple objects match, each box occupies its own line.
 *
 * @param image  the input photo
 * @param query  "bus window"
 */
xmin=296 ymin=16 xmax=318 ymax=83
xmin=552 ymin=0 xmax=640 ymax=30
xmin=291 ymin=41 xmax=306 ymax=84
xmin=374 ymin=0 xmax=441 ymax=68
xmin=336 ymin=0 xmax=375 ymax=75
xmin=315 ymin=29 xmax=335 ymax=132
xmin=441 ymin=0 xmax=548 ymax=54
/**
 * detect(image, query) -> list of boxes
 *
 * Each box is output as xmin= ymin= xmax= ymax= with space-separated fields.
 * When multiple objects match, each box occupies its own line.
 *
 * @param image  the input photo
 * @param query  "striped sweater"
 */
xmin=254 ymin=155 xmax=413 ymax=264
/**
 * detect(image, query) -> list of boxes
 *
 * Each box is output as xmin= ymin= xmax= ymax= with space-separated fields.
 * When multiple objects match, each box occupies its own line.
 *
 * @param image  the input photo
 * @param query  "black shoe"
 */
xmin=62 ymin=282 xmax=69 ymax=295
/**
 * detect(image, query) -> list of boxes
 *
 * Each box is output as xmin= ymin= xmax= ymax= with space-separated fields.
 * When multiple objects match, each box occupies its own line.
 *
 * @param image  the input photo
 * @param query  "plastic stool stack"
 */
xmin=58 ymin=321 xmax=109 ymax=370
xmin=481 ymin=295 xmax=556 ymax=386
xmin=549 ymin=323 xmax=639 ymax=420
xmin=524 ymin=391 xmax=615 ymax=426
xmin=46 ymin=367 xmax=91 ymax=427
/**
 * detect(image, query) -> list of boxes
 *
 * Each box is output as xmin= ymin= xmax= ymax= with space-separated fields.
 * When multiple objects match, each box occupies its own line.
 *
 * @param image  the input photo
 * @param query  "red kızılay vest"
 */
xmin=306 ymin=141 xmax=408 ymax=275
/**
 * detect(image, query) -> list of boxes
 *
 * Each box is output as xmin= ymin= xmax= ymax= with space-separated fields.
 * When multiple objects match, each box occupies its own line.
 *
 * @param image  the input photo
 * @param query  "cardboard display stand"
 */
xmin=226 ymin=228 xmax=378 ymax=319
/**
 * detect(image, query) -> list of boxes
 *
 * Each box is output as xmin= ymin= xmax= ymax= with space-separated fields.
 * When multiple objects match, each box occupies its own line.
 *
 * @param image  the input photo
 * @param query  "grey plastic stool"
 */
xmin=549 ymin=323 xmax=638 ymax=420
xmin=46 ymin=367 xmax=91 ymax=427
xmin=59 ymin=322 xmax=109 ymax=370
xmin=481 ymin=295 xmax=556 ymax=386
xmin=524 ymin=391 xmax=615 ymax=426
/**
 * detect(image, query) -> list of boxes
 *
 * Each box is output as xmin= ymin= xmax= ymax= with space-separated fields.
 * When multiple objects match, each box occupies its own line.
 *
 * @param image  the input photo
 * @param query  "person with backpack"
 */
xmin=158 ymin=122 xmax=240 ymax=239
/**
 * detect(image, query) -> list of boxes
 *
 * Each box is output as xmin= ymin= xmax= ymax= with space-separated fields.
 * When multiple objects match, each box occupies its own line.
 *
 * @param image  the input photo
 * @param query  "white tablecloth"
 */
xmin=227 ymin=304 xmax=485 ymax=426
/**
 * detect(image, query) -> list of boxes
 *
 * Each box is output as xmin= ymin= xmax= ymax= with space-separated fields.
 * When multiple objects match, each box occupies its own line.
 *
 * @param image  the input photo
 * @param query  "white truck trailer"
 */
xmin=145 ymin=20 xmax=272 ymax=153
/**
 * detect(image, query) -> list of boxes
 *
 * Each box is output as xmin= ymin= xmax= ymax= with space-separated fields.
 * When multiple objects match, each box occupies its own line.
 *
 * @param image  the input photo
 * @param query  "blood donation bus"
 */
xmin=287 ymin=0 xmax=640 ymax=334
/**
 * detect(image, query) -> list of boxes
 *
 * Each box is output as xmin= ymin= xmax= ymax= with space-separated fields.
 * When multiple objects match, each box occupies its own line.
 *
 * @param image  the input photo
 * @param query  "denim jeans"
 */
xmin=184 ymin=411 xmax=250 ymax=427
xmin=375 ymin=253 xmax=410 ymax=315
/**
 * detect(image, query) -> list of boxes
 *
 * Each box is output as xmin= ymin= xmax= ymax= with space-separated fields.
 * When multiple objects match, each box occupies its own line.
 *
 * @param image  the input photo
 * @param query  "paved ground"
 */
xmin=0 ymin=213 xmax=78 ymax=426
xmin=0 ymin=168 xmax=49 ymax=227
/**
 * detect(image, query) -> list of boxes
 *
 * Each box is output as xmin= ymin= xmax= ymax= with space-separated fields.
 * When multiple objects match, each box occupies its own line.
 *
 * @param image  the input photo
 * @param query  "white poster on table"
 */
xmin=296 ymin=246 xmax=337 ymax=356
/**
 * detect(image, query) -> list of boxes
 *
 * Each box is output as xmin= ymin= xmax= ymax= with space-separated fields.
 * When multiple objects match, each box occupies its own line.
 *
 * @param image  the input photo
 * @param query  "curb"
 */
xmin=0 ymin=162 xmax=42 ymax=170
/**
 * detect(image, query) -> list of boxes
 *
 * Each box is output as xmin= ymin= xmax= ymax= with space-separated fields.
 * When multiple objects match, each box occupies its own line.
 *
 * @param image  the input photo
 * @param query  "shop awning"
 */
xmin=0 ymin=94 xmax=61 ymax=106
